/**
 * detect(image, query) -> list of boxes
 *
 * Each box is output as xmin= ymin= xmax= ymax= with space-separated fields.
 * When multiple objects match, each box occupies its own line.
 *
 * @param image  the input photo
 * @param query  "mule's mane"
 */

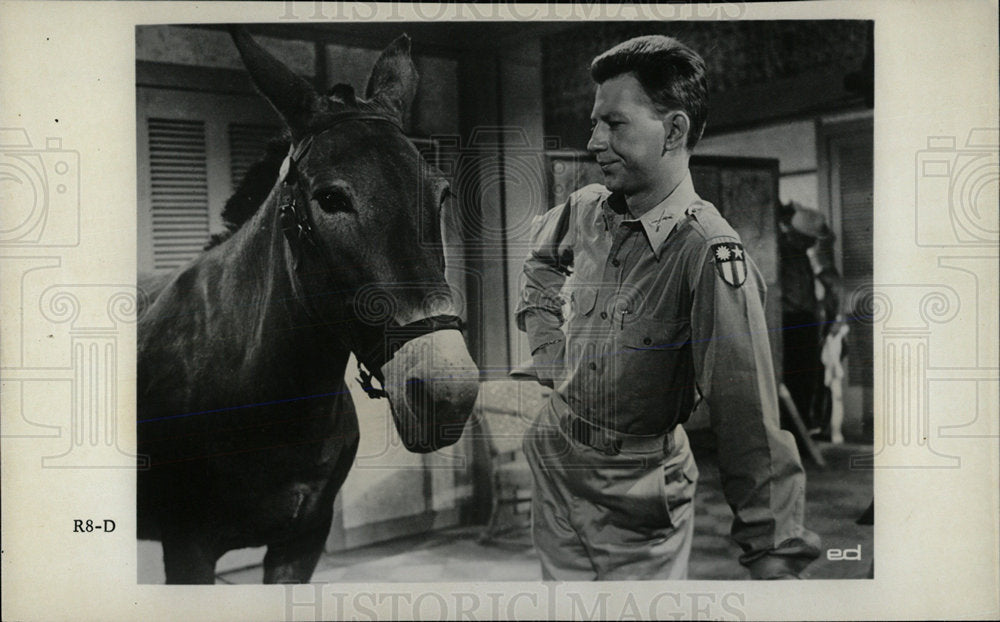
xmin=204 ymin=131 xmax=290 ymax=250
xmin=204 ymin=84 xmax=377 ymax=251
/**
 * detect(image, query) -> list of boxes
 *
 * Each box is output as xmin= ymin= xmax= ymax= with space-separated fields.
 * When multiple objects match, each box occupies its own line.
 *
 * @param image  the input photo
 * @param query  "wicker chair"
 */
xmin=475 ymin=380 xmax=549 ymax=545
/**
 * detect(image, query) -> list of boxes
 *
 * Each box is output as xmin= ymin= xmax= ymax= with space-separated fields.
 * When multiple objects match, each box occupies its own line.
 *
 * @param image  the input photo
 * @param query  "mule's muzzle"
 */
xmin=381 ymin=330 xmax=479 ymax=453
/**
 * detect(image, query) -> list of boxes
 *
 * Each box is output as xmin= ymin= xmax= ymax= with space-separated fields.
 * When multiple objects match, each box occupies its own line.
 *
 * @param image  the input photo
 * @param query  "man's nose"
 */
xmin=587 ymin=124 xmax=607 ymax=153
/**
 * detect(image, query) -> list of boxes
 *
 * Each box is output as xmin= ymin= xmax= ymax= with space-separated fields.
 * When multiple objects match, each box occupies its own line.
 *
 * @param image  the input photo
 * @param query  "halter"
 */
xmin=277 ymin=111 xmax=464 ymax=399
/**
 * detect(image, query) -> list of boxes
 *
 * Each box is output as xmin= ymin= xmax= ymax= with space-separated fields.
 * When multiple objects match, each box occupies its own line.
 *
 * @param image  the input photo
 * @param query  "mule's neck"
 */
xmin=216 ymin=189 xmax=351 ymax=390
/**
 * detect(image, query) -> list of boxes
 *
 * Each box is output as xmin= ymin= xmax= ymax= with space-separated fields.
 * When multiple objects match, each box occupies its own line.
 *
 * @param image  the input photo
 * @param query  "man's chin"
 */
xmin=601 ymin=174 xmax=623 ymax=192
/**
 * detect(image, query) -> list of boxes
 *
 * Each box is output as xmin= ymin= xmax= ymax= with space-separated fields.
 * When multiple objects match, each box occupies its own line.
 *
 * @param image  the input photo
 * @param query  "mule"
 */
xmin=137 ymin=26 xmax=480 ymax=584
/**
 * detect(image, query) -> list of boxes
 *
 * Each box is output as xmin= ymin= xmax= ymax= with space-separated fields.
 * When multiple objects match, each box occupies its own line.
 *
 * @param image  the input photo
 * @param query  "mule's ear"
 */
xmin=229 ymin=25 xmax=323 ymax=139
xmin=364 ymin=34 xmax=419 ymax=122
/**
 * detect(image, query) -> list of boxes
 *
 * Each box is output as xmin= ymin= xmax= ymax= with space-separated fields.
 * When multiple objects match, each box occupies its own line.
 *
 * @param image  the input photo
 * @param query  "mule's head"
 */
xmin=230 ymin=27 xmax=479 ymax=452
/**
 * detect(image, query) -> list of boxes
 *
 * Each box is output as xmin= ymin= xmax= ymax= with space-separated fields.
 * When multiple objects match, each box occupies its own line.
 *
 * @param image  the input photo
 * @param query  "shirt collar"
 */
xmin=598 ymin=173 xmax=699 ymax=258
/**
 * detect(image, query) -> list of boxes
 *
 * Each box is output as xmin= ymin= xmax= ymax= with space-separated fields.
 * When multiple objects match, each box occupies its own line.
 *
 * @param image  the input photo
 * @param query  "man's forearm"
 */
xmin=520 ymin=309 xmax=565 ymax=388
xmin=522 ymin=309 xmax=564 ymax=354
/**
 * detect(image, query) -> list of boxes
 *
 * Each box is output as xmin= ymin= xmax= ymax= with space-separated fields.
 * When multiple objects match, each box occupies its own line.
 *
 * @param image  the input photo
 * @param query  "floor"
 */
xmin=215 ymin=441 xmax=874 ymax=583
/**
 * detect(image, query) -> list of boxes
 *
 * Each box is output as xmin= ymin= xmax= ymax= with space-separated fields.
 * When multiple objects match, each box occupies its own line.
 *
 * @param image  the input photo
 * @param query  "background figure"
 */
xmin=777 ymin=201 xmax=842 ymax=438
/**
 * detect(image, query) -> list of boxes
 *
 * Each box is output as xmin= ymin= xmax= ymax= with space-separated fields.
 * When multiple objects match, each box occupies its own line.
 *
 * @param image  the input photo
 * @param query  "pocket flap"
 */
xmin=682 ymin=455 xmax=700 ymax=484
xmin=619 ymin=317 xmax=690 ymax=350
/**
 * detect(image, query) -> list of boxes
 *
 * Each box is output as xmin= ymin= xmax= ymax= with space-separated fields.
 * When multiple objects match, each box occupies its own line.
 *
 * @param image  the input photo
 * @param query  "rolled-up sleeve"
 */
xmin=690 ymin=238 xmax=822 ymax=575
xmin=515 ymin=198 xmax=575 ymax=352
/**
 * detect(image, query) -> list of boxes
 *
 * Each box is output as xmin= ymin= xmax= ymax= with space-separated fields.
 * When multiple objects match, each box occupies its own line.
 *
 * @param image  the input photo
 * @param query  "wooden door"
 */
xmin=819 ymin=117 xmax=874 ymax=439
xmin=690 ymin=156 xmax=783 ymax=378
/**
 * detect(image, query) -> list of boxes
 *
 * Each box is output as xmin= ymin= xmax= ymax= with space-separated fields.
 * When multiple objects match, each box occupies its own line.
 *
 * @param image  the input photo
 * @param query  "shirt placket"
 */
xmin=605 ymin=221 xmax=642 ymax=327
xmin=585 ymin=218 xmax=636 ymax=428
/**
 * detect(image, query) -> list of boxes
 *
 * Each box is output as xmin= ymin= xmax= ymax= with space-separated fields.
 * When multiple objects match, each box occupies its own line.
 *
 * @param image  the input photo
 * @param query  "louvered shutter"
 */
xmin=228 ymin=123 xmax=280 ymax=188
xmin=836 ymin=140 xmax=874 ymax=387
xmin=147 ymin=118 xmax=209 ymax=270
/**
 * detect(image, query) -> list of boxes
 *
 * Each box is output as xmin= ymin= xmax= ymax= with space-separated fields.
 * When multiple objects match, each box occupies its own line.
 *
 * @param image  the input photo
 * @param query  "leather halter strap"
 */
xmin=275 ymin=112 xmax=463 ymax=399
xmin=277 ymin=112 xmax=403 ymax=270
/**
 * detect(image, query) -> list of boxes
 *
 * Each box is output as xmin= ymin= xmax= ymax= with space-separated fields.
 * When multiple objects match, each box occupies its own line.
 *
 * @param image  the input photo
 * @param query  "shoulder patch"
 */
xmin=711 ymin=242 xmax=747 ymax=288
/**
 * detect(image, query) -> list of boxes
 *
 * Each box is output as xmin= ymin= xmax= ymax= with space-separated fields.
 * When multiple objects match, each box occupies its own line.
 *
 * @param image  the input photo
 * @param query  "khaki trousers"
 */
xmin=523 ymin=394 xmax=699 ymax=580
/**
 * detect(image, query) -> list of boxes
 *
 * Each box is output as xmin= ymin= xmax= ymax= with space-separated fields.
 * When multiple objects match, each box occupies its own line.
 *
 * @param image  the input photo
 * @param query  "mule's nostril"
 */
xmin=404 ymin=375 xmax=477 ymax=431
xmin=383 ymin=330 xmax=480 ymax=453
xmin=405 ymin=377 xmax=429 ymax=412
xmin=406 ymin=377 xmax=451 ymax=419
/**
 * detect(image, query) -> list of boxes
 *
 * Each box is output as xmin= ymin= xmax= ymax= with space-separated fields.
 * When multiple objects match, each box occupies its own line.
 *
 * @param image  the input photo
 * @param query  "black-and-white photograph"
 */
xmin=3 ymin=1 xmax=998 ymax=620
xmin=135 ymin=19 xmax=874 ymax=584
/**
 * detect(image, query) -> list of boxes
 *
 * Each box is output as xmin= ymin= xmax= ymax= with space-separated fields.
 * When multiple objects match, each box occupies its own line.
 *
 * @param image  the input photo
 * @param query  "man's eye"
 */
xmin=315 ymin=189 xmax=353 ymax=213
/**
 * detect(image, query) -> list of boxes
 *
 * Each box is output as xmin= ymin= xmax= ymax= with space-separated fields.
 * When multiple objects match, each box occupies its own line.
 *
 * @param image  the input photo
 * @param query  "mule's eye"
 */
xmin=314 ymin=188 xmax=353 ymax=214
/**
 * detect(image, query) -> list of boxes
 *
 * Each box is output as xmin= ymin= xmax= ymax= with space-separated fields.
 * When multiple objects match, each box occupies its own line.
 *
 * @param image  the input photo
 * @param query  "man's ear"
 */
xmin=661 ymin=111 xmax=690 ymax=153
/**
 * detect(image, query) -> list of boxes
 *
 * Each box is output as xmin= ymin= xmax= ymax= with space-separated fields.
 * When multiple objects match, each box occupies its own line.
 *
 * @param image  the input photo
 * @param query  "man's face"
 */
xmin=587 ymin=73 xmax=668 ymax=196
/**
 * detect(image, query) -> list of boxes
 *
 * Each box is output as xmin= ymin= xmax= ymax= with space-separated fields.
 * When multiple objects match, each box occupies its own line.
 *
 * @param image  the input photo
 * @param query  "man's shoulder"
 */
xmin=566 ymin=183 xmax=610 ymax=209
xmin=545 ymin=183 xmax=608 ymax=226
xmin=684 ymin=200 xmax=742 ymax=247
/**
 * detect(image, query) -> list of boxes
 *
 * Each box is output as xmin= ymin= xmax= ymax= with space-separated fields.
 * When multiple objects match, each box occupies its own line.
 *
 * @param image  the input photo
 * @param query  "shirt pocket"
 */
xmin=614 ymin=317 xmax=696 ymax=429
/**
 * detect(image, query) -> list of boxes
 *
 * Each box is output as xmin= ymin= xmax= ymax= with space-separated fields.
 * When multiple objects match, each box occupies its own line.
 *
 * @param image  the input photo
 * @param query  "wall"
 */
xmin=447 ymin=37 xmax=550 ymax=379
xmin=696 ymin=120 xmax=819 ymax=207
xmin=542 ymin=20 xmax=871 ymax=149
xmin=499 ymin=39 xmax=548 ymax=375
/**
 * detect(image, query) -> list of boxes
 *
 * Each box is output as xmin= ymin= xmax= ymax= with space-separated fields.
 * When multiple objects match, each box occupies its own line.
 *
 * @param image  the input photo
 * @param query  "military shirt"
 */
xmin=516 ymin=174 xmax=821 ymax=568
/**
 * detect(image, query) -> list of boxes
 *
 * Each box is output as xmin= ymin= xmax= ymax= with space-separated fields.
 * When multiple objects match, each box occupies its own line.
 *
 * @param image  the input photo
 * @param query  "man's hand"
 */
xmin=747 ymin=554 xmax=806 ymax=580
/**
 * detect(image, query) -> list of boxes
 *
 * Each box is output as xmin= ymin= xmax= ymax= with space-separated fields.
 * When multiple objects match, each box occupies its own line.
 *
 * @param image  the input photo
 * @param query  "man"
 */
xmin=515 ymin=35 xmax=821 ymax=580
xmin=777 ymin=201 xmax=842 ymax=436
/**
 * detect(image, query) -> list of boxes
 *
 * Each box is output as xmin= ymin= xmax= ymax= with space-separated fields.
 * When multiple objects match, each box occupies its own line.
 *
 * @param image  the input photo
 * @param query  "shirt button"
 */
xmin=588 ymin=362 xmax=597 ymax=370
xmin=611 ymin=258 xmax=621 ymax=267
xmin=600 ymin=311 xmax=608 ymax=320
xmin=643 ymin=337 xmax=652 ymax=345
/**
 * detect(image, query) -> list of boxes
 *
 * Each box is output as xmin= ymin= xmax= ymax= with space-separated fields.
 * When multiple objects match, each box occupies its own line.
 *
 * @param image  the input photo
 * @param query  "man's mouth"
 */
xmin=598 ymin=160 xmax=620 ymax=169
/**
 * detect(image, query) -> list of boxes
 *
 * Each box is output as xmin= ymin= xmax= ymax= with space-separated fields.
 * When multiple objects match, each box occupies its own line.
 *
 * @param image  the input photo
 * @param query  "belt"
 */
xmin=558 ymin=410 xmax=674 ymax=457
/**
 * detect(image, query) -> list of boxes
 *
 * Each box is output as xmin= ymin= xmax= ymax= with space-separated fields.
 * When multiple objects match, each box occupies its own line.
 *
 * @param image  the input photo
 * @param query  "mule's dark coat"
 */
xmin=137 ymin=27 xmax=475 ymax=584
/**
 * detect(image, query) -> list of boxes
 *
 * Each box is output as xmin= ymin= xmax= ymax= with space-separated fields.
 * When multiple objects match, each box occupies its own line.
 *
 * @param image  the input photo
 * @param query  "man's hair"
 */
xmin=591 ymin=35 xmax=708 ymax=149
